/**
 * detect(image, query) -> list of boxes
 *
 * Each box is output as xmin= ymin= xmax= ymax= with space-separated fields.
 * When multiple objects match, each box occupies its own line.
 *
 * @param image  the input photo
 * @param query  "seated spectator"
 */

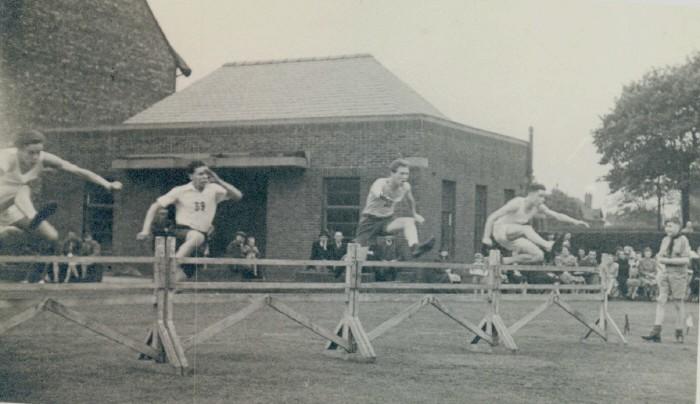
xmin=543 ymin=233 xmax=557 ymax=265
xmin=627 ymin=246 xmax=657 ymax=300
xmin=561 ymin=232 xmax=572 ymax=252
xmin=225 ymin=230 xmax=246 ymax=275
xmin=80 ymin=234 xmax=101 ymax=282
xmin=61 ymin=231 xmax=82 ymax=283
xmin=614 ymin=247 xmax=630 ymax=298
xmin=578 ymin=250 xmax=600 ymax=285
xmin=309 ymin=231 xmax=332 ymax=271
xmin=576 ymin=248 xmax=586 ymax=265
xmin=556 ymin=246 xmax=585 ymax=285
xmin=242 ymin=235 xmax=262 ymax=279
xmin=329 ymin=231 xmax=348 ymax=279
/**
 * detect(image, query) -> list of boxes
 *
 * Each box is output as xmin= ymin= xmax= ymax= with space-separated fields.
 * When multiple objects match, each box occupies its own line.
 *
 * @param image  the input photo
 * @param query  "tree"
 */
xmin=593 ymin=53 xmax=700 ymax=225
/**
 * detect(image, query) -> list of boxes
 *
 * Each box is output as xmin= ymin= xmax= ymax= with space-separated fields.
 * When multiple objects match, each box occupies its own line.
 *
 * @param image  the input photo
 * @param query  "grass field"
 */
xmin=0 ymin=292 xmax=697 ymax=404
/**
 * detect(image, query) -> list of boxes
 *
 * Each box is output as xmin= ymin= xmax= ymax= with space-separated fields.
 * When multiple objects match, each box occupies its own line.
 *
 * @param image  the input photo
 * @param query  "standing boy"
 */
xmin=642 ymin=218 xmax=690 ymax=343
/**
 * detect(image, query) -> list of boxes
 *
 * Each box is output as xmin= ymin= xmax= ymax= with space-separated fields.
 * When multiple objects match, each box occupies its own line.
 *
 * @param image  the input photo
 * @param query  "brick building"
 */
xmin=43 ymin=55 xmax=529 ymax=262
xmin=0 ymin=0 xmax=190 ymax=139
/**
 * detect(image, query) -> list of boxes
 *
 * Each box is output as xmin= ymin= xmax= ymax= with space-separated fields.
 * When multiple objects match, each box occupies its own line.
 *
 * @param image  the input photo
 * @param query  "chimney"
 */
xmin=584 ymin=193 xmax=593 ymax=209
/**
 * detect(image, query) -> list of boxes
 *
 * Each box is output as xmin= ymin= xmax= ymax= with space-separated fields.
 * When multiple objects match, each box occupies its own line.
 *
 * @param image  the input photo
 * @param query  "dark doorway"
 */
xmin=209 ymin=169 xmax=268 ymax=257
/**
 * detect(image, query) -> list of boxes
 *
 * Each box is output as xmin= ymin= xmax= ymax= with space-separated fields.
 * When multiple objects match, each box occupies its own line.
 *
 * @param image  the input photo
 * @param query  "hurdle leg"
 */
xmin=0 ymin=298 xmax=48 ymax=336
xmin=430 ymin=297 xmax=493 ymax=344
xmin=43 ymin=298 xmax=161 ymax=358
xmin=491 ymin=314 xmax=517 ymax=351
xmin=469 ymin=316 xmax=488 ymax=344
xmin=605 ymin=311 xmax=628 ymax=344
xmin=326 ymin=243 xmax=375 ymax=360
xmin=266 ymin=296 xmax=352 ymax=352
xmin=553 ymin=296 xmax=607 ymax=341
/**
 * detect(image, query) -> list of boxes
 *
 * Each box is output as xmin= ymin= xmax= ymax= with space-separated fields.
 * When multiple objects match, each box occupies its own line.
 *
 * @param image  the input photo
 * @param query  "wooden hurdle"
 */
xmin=470 ymin=250 xmax=628 ymax=350
xmin=0 ymin=242 xmax=164 ymax=369
xmin=1 ymin=238 xmax=629 ymax=376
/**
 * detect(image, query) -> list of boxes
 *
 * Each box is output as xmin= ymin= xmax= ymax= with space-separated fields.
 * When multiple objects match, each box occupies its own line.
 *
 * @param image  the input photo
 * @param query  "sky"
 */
xmin=148 ymin=0 xmax=700 ymax=211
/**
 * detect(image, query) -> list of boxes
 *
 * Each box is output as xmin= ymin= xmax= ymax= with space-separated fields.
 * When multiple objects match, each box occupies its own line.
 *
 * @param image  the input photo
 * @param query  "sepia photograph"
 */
xmin=0 ymin=0 xmax=699 ymax=402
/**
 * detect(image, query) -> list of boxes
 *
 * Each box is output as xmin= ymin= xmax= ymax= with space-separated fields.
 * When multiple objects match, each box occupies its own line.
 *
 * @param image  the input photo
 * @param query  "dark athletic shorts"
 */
xmin=354 ymin=214 xmax=395 ymax=247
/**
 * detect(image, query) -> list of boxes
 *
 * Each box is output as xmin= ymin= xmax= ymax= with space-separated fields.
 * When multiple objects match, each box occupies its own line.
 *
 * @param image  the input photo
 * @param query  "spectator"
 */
xmin=615 ymin=247 xmax=630 ymax=298
xmin=80 ymin=234 xmax=101 ymax=282
xmin=642 ymin=217 xmax=690 ymax=343
xmin=628 ymin=247 xmax=657 ymax=300
xmin=561 ymin=232 xmax=572 ymax=252
xmin=578 ymin=250 xmax=600 ymax=285
xmin=329 ymin=231 xmax=348 ymax=279
xmin=309 ymin=231 xmax=332 ymax=271
xmin=61 ymin=231 xmax=82 ymax=283
xmin=557 ymin=246 xmax=585 ymax=285
xmin=151 ymin=207 xmax=174 ymax=238
xmin=242 ymin=235 xmax=261 ymax=279
xmin=469 ymin=253 xmax=488 ymax=292
xmin=576 ymin=248 xmax=586 ymax=264
xmin=543 ymin=233 xmax=557 ymax=265
xmin=602 ymin=256 xmax=620 ymax=297
xmin=689 ymin=246 xmax=700 ymax=302
xmin=225 ymin=230 xmax=246 ymax=276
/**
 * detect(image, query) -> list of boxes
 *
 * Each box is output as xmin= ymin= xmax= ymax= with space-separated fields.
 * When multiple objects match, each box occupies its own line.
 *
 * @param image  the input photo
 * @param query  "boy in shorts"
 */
xmin=137 ymin=161 xmax=242 ymax=281
xmin=642 ymin=218 xmax=690 ymax=343
xmin=354 ymin=159 xmax=434 ymax=259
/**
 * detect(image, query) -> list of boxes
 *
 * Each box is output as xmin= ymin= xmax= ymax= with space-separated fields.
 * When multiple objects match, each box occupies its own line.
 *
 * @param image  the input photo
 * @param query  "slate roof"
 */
xmin=125 ymin=54 xmax=447 ymax=124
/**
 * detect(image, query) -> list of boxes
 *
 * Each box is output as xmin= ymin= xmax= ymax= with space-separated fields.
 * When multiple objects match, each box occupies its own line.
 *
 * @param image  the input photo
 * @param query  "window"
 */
xmin=83 ymin=182 xmax=114 ymax=251
xmin=474 ymin=185 xmax=488 ymax=253
xmin=441 ymin=181 xmax=456 ymax=256
xmin=323 ymin=178 xmax=361 ymax=238
xmin=504 ymin=189 xmax=516 ymax=202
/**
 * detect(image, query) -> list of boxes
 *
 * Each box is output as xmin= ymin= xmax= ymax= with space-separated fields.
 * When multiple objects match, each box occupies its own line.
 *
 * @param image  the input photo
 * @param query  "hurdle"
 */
xmin=0 ymin=246 xmax=163 ymax=367
xmin=469 ymin=250 xmax=628 ymax=350
xmin=1 ymin=238 xmax=627 ymax=376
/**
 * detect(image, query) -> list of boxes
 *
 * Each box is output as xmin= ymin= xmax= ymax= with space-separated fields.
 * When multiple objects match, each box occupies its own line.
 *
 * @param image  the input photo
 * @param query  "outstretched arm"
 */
xmin=206 ymin=168 xmax=243 ymax=201
xmin=481 ymin=198 xmax=520 ymax=245
xmin=43 ymin=153 xmax=122 ymax=191
xmin=539 ymin=205 xmax=589 ymax=227
xmin=136 ymin=202 xmax=162 ymax=240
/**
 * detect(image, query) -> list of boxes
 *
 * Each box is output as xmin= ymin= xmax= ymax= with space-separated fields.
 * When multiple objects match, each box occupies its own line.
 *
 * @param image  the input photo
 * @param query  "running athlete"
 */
xmin=137 ymin=161 xmax=242 ymax=280
xmin=0 ymin=130 xmax=122 ymax=251
xmin=355 ymin=159 xmax=435 ymax=259
xmin=481 ymin=183 xmax=589 ymax=264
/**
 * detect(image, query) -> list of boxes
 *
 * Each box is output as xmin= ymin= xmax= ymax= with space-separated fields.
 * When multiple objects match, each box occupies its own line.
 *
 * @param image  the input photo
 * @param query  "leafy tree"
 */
xmin=593 ymin=53 xmax=700 ymax=225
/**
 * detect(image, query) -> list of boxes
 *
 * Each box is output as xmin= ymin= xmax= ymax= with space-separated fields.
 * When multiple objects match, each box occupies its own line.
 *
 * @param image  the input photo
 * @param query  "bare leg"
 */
xmin=386 ymin=217 xmax=419 ymax=246
xmin=174 ymin=231 xmax=206 ymax=281
xmin=11 ymin=218 xmax=60 ymax=282
xmin=13 ymin=185 xmax=38 ymax=219
xmin=505 ymin=224 xmax=553 ymax=251
xmin=502 ymin=238 xmax=545 ymax=265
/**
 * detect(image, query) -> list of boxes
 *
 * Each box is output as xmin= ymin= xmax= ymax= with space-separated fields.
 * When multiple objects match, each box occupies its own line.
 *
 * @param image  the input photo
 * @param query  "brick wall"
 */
xmin=421 ymin=121 xmax=529 ymax=261
xmin=0 ymin=0 xmax=176 ymax=140
xmin=43 ymin=117 xmax=528 ymax=261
